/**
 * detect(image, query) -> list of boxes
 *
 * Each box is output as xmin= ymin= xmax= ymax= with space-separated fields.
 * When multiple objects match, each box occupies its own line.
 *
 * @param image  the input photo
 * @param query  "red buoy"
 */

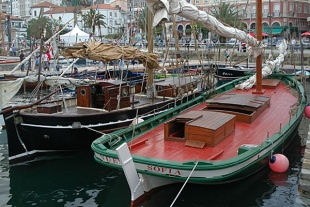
xmin=304 ymin=104 xmax=310 ymax=119
xmin=269 ymin=154 xmax=289 ymax=173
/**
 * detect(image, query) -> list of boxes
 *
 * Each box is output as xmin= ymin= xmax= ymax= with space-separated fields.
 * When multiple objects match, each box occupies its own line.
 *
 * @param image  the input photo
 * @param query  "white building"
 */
xmin=81 ymin=4 xmax=124 ymax=37
xmin=12 ymin=0 xmax=64 ymax=19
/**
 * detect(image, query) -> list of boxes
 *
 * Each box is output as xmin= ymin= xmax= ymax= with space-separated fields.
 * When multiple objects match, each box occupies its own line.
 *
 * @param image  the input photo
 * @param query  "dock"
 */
xmin=299 ymin=122 xmax=310 ymax=205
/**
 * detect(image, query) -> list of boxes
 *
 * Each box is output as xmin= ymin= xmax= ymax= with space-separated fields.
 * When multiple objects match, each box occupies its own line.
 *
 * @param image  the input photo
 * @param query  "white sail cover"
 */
xmin=145 ymin=0 xmax=288 ymax=89
xmin=0 ymin=78 xmax=24 ymax=108
xmin=146 ymin=0 xmax=263 ymax=58
xmin=235 ymin=40 xmax=288 ymax=90
xmin=60 ymin=25 xmax=90 ymax=45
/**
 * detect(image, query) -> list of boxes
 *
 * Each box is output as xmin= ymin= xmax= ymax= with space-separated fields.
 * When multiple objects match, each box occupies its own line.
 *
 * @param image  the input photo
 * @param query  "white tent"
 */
xmin=60 ymin=25 xmax=90 ymax=45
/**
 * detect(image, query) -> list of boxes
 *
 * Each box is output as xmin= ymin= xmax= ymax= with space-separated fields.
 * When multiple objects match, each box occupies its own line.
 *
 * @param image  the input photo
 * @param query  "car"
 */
xmin=200 ymin=39 xmax=214 ymax=49
xmin=189 ymin=40 xmax=200 ymax=47
xmin=301 ymin=39 xmax=310 ymax=49
xmin=226 ymin=38 xmax=241 ymax=47
xmin=179 ymin=37 xmax=190 ymax=47
xmin=167 ymin=38 xmax=175 ymax=46
xmin=262 ymin=38 xmax=278 ymax=47
xmin=156 ymin=38 xmax=175 ymax=47
xmin=156 ymin=39 xmax=165 ymax=47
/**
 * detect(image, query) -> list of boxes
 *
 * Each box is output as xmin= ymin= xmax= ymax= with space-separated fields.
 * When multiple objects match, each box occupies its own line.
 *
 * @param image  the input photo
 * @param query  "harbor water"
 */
xmin=0 ymin=124 xmax=309 ymax=207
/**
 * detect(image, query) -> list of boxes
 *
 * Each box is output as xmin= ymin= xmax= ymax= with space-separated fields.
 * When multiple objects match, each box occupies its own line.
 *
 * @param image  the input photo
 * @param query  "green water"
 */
xmin=0 ymin=120 xmax=309 ymax=207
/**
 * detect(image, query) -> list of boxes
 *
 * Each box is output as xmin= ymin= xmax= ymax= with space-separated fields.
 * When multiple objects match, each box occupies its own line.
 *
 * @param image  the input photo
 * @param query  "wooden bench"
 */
xmin=128 ymin=138 xmax=148 ymax=150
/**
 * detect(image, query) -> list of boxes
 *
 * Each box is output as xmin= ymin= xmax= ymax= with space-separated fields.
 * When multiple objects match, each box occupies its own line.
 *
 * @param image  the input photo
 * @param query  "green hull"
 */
xmin=92 ymin=74 xmax=306 ymax=184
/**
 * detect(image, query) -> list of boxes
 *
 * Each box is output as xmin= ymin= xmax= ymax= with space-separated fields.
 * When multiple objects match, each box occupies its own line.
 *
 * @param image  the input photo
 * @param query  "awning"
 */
xmin=263 ymin=28 xmax=283 ymax=35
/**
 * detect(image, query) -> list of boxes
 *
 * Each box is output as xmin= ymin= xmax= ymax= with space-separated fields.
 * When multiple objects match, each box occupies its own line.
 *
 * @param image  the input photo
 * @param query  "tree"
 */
xmin=211 ymin=2 xmax=246 ymax=42
xmin=82 ymin=8 xmax=106 ymax=37
xmin=27 ymin=16 xmax=53 ymax=40
xmin=136 ymin=8 xmax=147 ymax=34
xmin=136 ymin=7 xmax=163 ymax=42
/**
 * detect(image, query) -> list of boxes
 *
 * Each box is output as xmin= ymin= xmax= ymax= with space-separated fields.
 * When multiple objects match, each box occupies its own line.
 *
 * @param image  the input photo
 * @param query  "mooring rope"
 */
xmin=170 ymin=161 xmax=199 ymax=207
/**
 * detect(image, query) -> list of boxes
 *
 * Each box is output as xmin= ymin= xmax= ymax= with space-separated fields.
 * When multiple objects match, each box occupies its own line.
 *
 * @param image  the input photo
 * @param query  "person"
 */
xmin=73 ymin=67 xmax=79 ymax=76
xmin=45 ymin=50 xmax=51 ymax=67
xmin=12 ymin=46 xmax=17 ymax=56
xmin=186 ymin=39 xmax=190 ymax=50
xmin=238 ymin=41 xmax=242 ymax=53
xmin=224 ymin=48 xmax=230 ymax=63
xmin=31 ymin=53 xmax=36 ymax=71
xmin=9 ymin=46 xmax=13 ymax=56
xmin=19 ymin=50 xmax=25 ymax=71
xmin=42 ymin=51 xmax=49 ymax=71
xmin=55 ymin=61 xmax=61 ymax=72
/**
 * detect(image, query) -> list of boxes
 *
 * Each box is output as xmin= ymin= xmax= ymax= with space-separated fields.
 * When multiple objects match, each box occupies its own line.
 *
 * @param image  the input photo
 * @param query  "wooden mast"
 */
xmin=147 ymin=8 xmax=154 ymax=98
xmin=254 ymin=0 xmax=263 ymax=94
xmin=0 ymin=13 xmax=6 ymax=55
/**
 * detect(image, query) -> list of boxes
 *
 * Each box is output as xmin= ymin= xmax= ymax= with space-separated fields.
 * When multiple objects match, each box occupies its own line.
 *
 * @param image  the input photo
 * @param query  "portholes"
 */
xmin=80 ymin=89 xmax=86 ymax=96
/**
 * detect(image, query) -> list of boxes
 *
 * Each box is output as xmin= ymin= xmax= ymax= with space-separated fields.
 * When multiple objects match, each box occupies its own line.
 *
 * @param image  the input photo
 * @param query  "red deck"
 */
xmin=128 ymin=80 xmax=298 ymax=162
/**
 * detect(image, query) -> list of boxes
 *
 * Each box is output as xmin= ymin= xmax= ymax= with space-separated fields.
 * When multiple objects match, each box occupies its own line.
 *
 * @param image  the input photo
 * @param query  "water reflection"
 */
xmin=0 ymin=121 xmax=308 ymax=207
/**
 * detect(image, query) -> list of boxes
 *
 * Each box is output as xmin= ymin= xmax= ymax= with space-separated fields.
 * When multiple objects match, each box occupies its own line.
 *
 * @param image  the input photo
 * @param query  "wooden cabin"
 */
xmin=155 ymin=77 xmax=197 ymax=98
xmin=77 ymin=80 xmax=130 ymax=111
xmin=203 ymin=94 xmax=270 ymax=124
xmin=164 ymin=111 xmax=236 ymax=148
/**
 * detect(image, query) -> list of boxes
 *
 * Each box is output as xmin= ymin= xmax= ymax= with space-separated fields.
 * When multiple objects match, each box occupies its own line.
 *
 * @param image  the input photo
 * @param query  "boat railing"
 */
xmin=94 ymin=76 xmax=250 ymax=148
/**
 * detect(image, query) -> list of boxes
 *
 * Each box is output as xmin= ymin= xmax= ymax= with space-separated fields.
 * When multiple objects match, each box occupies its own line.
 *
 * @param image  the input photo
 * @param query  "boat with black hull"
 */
xmin=1 ymin=42 xmax=207 ymax=164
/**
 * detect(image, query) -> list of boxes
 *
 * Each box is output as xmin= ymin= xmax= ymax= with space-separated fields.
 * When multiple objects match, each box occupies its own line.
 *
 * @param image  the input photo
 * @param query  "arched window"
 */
xmin=272 ymin=22 xmax=281 ymax=27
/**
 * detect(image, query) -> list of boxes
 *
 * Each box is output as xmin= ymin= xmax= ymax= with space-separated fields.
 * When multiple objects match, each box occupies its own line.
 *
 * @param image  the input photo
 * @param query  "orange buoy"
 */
xmin=269 ymin=154 xmax=289 ymax=173
xmin=304 ymin=104 xmax=310 ymax=119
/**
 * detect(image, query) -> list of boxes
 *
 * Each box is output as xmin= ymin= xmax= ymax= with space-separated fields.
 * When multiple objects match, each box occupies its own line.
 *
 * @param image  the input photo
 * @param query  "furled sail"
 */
xmin=0 ymin=78 xmax=24 ymax=109
xmin=145 ymin=0 xmax=288 ymax=89
xmin=145 ymin=0 xmax=263 ymax=57
xmin=62 ymin=42 xmax=160 ymax=69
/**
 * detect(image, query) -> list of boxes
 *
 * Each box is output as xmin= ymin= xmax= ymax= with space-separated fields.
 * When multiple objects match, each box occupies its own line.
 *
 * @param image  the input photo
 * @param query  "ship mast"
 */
xmin=254 ymin=0 xmax=263 ymax=94
xmin=146 ymin=8 xmax=155 ymax=99
xmin=0 ymin=13 xmax=6 ymax=55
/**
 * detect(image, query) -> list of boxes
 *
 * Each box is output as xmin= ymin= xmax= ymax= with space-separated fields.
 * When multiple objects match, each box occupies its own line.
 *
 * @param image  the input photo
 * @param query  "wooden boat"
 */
xmin=92 ymin=74 xmax=306 ymax=204
xmin=215 ymin=65 xmax=255 ymax=79
xmin=1 ymin=42 xmax=207 ymax=164
xmin=292 ymin=70 xmax=310 ymax=81
xmin=91 ymin=0 xmax=306 ymax=205
xmin=0 ymin=59 xmax=20 ymax=70
xmin=3 ymin=74 xmax=48 ymax=90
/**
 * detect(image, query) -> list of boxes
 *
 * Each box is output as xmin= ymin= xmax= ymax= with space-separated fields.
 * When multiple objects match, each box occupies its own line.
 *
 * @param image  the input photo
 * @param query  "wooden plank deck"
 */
xmin=129 ymin=80 xmax=297 ymax=162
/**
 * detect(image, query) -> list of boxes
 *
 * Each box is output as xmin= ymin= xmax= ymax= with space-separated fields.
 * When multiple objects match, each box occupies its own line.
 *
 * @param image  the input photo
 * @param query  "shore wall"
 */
xmin=300 ymin=126 xmax=310 ymax=196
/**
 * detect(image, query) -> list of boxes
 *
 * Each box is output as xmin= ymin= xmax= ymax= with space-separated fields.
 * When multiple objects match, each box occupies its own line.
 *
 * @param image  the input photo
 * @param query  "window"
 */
xmin=290 ymin=3 xmax=294 ymax=12
xmin=274 ymin=4 xmax=280 ymax=12
xmin=115 ymin=12 xmax=117 ymax=17
xmin=109 ymin=12 xmax=112 ymax=17
xmin=304 ymin=5 xmax=308 ymax=14
xmin=203 ymin=0 xmax=208 ymax=3
xmin=195 ymin=0 xmax=199 ymax=4
xmin=298 ymin=4 xmax=302 ymax=13
xmin=251 ymin=6 xmax=256 ymax=14
xmin=263 ymin=4 xmax=268 ymax=14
